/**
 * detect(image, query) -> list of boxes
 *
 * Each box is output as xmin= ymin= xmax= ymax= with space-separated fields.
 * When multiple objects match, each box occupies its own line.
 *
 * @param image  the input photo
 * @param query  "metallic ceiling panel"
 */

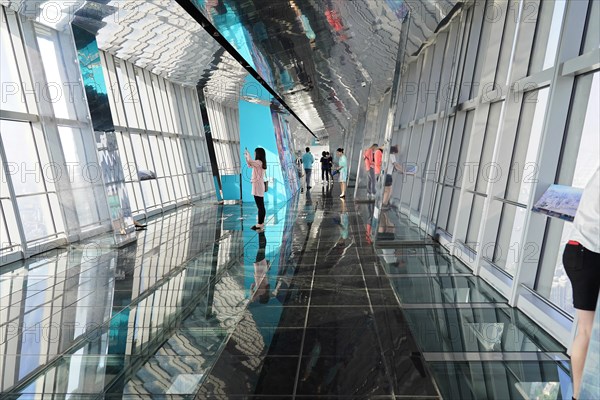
xmin=2 ymin=0 xmax=460 ymax=143
xmin=189 ymin=0 xmax=458 ymax=143
xmin=2 ymin=0 xmax=249 ymax=102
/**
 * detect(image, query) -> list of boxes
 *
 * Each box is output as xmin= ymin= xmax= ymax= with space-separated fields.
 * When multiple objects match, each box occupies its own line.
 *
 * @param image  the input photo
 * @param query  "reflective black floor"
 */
xmin=1 ymin=183 xmax=573 ymax=399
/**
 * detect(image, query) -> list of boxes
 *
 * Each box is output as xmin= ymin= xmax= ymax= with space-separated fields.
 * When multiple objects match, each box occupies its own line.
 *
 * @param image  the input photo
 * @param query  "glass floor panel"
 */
xmin=430 ymin=360 xmax=572 ymax=400
xmin=403 ymin=307 xmax=566 ymax=353
xmin=374 ymin=209 xmax=429 ymax=242
xmin=375 ymin=245 xmax=450 ymax=256
xmin=377 ymin=249 xmax=472 ymax=275
xmin=389 ymin=276 xmax=507 ymax=304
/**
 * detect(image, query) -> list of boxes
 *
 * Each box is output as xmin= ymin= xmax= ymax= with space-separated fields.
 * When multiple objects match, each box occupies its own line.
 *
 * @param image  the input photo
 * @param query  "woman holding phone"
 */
xmin=244 ymin=147 xmax=267 ymax=230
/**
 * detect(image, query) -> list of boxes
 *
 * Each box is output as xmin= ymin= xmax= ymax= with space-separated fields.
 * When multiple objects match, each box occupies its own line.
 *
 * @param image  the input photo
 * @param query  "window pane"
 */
xmin=466 ymin=194 xmax=485 ymax=249
xmin=505 ymin=88 xmax=549 ymax=203
xmin=581 ymin=0 xmax=600 ymax=54
xmin=1 ymin=199 xmax=19 ymax=249
xmin=569 ymin=73 xmax=600 ymax=184
xmin=35 ymin=30 xmax=73 ymax=119
xmin=492 ymin=203 xmax=526 ymax=276
xmin=1 ymin=120 xmax=45 ymax=195
xmin=1 ymin=12 xmax=27 ymax=113
xmin=134 ymin=67 xmax=153 ymax=130
xmin=529 ymin=0 xmax=566 ymax=74
xmin=494 ymin=0 xmax=520 ymax=86
xmin=71 ymin=188 xmax=99 ymax=226
xmin=115 ymin=62 xmax=139 ymax=128
xmin=475 ymin=101 xmax=503 ymax=193
xmin=17 ymin=195 xmax=54 ymax=242
xmin=58 ymin=126 xmax=87 ymax=188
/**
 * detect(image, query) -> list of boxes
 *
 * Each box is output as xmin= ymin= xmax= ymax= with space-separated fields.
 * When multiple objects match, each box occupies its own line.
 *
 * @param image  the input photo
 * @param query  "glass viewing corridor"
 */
xmin=0 ymin=0 xmax=598 ymax=398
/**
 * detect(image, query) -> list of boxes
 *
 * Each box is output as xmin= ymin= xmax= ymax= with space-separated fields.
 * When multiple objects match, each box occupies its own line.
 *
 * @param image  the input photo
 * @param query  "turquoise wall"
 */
xmin=239 ymin=77 xmax=290 ymax=205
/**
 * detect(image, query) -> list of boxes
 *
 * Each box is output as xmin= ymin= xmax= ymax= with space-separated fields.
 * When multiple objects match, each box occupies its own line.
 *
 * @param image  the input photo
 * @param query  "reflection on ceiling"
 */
xmin=2 ymin=0 xmax=249 ymax=102
xmin=2 ymin=0 xmax=459 ymax=144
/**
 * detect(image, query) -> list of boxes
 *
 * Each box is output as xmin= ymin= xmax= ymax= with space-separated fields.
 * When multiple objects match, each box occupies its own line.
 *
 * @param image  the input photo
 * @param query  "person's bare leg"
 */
xmin=572 ymin=309 xmax=595 ymax=399
xmin=340 ymin=182 xmax=346 ymax=197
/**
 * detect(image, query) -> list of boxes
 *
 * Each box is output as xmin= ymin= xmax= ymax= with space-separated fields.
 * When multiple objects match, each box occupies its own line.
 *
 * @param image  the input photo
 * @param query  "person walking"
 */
xmin=302 ymin=147 xmax=315 ymax=189
xmin=364 ymin=144 xmax=377 ymax=198
xmin=374 ymin=145 xmax=383 ymax=178
xmin=562 ymin=167 xmax=599 ymax=400
xmin=326 ymin=152 xmax=333 ymax=184
xmin=320 ymin=151 xmax=329 ymax=185
xmin=244 ymin=147 xmax=267 ymax=231
xmin=383 ymin=145 xmax=402 ymax=207
xmin=335 ymin=148 xmax=347 ymax=198
xmin=319 ymin=151 xmax=329 ymax=184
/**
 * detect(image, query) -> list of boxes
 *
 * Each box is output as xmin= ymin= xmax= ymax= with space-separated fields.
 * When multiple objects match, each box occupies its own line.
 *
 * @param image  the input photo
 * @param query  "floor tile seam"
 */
xmin=356 ymin=248 xmax=398 ymax=397
xmin=292 ymin=223 xmax=321 ymax=400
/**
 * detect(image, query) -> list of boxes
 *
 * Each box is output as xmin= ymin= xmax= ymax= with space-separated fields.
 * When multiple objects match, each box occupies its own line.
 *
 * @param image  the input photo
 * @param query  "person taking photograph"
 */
xmin=244 ymin=147 xmax=268 ymax=231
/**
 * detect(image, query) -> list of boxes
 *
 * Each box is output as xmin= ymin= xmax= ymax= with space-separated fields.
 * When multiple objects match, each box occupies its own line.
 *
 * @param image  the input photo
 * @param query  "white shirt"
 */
xmin=570 ymin=167 xmax=600 ymax=253
xmin=387 ymin=154 xmax=397 ymax=175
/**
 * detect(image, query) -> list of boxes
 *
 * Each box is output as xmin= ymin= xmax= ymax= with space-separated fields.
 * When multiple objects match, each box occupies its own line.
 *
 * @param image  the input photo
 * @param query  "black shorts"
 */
xmin=563 ymin=243 xmax=600 ymax=311
xmin=385 ymin=174 xmax=393 ymax=187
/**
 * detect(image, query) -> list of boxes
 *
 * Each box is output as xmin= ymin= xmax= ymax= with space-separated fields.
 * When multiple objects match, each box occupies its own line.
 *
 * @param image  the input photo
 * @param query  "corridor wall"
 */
xmin=381 ymin=0 xmax=600 ymax=346
xmin=239 ymin=77 xmax=296 ymax=204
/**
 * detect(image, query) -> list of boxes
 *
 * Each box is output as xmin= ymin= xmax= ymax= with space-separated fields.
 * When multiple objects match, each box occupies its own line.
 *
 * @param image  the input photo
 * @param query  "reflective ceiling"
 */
xmin=3 ymin=0 xmax=459 ymax=144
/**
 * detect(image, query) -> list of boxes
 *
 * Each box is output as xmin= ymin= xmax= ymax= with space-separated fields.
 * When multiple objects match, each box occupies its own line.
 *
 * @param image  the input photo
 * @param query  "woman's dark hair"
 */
xmin=255 ymin=147 xmax=267 ymax=169
xmin=322 ymin=151 xmax=327 ymax=157
xmin=336 ymin=148 xmax=344 ymax=153
xmin=390 ymin=145 xmax=399 ymax=154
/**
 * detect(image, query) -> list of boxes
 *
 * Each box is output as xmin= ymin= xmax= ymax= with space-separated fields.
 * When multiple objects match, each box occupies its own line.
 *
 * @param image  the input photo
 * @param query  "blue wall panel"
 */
xmin=239 ymin=97 xmax=289 ymax=205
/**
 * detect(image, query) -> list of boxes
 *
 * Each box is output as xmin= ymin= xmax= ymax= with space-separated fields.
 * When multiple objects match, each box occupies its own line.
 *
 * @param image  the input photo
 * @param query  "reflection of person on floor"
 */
xmin=339 ymin=201 xmax=349 ymax=242
xmin=368 ymin=206 xmax=396 ymax=242
xmin=305 ymin=189 xmax=315 ymax=228
xmin=562 ymin=167 xmax=599 ymax=400
xmin=251 ymin=232 xmax=270 ymax=304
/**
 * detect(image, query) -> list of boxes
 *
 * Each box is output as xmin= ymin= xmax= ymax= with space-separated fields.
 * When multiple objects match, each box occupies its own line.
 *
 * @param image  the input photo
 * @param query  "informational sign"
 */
xmin=532 ymin=184 xmax=583 ymax=222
